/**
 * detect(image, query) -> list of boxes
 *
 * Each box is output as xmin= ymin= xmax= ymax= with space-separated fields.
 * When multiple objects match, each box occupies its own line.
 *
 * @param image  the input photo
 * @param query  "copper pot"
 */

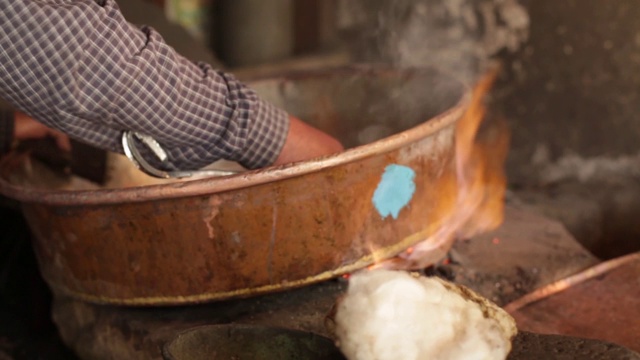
xmin=0 ymin=66 xmax=469 ymax=305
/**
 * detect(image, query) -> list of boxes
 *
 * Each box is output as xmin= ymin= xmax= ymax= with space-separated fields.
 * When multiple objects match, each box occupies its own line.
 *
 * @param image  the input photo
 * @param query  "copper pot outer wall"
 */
xmin=1 ymin=67 xmax=469 ymax=305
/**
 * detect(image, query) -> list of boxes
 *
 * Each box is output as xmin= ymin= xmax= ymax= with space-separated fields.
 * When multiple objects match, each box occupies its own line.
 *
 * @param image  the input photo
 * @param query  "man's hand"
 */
xmin=272 ymin=115 xmax=344 ymax=166
xmin=14 ymin=111 xmax=71 ymax=151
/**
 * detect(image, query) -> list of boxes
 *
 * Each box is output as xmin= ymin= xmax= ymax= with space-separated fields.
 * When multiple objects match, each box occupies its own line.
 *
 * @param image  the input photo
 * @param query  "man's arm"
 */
xmin=273 ymin=115 xmax=343 ymax=166
xmin=0 ymin=0 xmax=341 ymax=171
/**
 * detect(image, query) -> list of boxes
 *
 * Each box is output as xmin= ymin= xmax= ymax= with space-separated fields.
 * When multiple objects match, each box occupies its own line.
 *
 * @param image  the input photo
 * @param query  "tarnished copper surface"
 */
xmin=0 ymin=67 xmax=469 ymax=305
xmin=507 ymin=253 xmax=640 ymax=353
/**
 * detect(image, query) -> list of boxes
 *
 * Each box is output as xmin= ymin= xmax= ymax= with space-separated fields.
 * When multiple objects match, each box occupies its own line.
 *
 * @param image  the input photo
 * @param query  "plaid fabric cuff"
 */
xmin=0 ymin=110 xmax=15 ymax=155
xmin=236 ymin=98 xmax=290 ymax=169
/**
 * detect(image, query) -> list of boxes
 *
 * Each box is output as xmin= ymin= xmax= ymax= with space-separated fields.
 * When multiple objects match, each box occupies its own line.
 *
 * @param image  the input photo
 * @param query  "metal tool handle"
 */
xmin=121 ymin=131 xmax=239 ymax=179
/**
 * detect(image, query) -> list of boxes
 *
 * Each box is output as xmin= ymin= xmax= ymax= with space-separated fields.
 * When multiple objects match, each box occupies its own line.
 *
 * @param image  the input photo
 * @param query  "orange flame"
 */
xmin=373 ymin=67 xmax=510 ymax=270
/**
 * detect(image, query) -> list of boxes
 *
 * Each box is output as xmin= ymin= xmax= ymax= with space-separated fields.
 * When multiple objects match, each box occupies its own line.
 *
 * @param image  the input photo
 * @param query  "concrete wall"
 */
xmin=494 ymin=0 xmax=640 ymax=184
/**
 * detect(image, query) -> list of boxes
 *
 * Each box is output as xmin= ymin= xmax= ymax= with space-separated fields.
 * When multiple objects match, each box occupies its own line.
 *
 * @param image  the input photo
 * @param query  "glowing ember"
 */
xmin=374 ymin=67 xmax=509 ymax=270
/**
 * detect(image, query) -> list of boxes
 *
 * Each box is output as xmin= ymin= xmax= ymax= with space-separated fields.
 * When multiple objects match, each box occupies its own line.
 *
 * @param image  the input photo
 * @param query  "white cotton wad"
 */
xmin=334 ymin=270 xmax=517 ymax=360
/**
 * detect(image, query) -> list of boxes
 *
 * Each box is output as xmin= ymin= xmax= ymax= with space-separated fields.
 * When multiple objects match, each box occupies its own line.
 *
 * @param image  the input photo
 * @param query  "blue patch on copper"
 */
xmin=372 ymin=164 xmax=416 ymax=219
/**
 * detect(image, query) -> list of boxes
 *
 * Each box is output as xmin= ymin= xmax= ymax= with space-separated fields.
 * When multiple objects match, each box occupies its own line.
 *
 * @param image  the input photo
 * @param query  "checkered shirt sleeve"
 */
xmin=0 ymin=0 xmax=289 ymax=170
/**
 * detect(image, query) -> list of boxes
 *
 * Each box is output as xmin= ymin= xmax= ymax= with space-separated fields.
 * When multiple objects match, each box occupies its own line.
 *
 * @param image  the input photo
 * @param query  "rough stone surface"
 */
xmin=508 ymin=332 xmax=640 ymax=360
xmin=514 ymin=189 xmax=604 ymax=253
xmin=438 ymin=203 xmax=599 ymax=306
xmin=495 ymin=0 xmax=640 ymax=184
xmin=53 ymin=281 xmax=346 ymax=360
xmin=513 ymin=179 xmax=640 ymax=260
xmin=519 ymin=191 xmax=605 ymax=251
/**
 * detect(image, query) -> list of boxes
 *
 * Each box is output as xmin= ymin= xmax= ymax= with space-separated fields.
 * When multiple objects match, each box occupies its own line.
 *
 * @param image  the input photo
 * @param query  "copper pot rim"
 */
xmin=0 ymin=66 xmax=470 ymax=206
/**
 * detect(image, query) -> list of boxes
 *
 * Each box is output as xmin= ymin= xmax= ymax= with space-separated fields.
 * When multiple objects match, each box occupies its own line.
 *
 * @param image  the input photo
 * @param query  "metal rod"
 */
xmin=504 ymin=252 xmax=640 ymax=313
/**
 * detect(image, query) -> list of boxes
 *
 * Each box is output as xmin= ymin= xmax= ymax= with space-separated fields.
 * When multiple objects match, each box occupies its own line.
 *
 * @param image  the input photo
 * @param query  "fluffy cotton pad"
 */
xmin=334 ymin=270 xmax=517 ymax=360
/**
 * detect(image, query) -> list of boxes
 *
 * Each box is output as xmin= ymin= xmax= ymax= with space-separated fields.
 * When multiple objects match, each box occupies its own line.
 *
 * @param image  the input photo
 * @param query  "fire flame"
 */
xmin=374 ymin=67 xmax=510 ymax=270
